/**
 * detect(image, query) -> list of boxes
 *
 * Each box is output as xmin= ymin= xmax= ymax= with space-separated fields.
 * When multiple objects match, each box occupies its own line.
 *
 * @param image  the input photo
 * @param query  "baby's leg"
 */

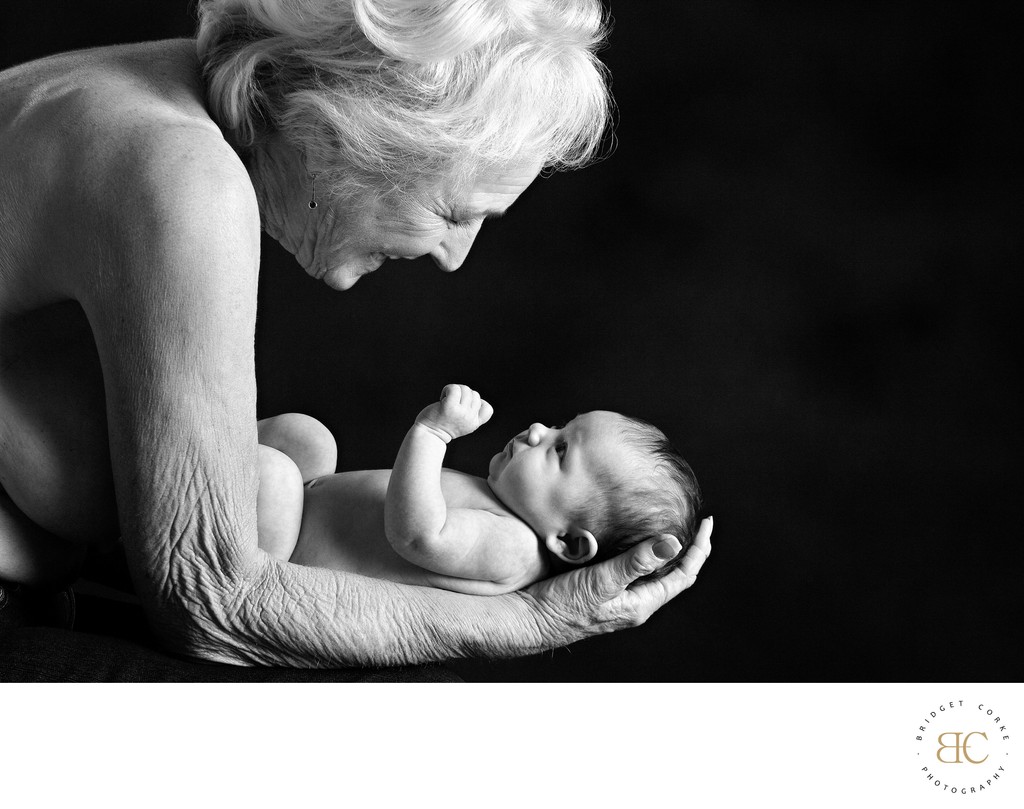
xmin=257 ymin=413 xmax=337 ymax=482
xmin=257 ymin=445 xmax=304 ymax=562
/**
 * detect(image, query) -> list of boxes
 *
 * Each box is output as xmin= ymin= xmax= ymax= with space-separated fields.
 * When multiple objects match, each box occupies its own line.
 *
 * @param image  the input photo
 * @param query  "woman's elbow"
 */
xmin=135 ymin=543 xmax=272 ymax=665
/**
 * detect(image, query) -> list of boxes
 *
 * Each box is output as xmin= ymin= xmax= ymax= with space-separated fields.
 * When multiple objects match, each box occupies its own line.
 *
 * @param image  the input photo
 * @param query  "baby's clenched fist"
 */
xmin=416 ymin=384 xmax=494 ymax=442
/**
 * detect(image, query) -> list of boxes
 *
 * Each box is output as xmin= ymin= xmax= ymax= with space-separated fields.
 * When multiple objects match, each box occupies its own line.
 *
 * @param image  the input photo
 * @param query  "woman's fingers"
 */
xmin=523 ymin=518 xmax=714 ymax=646
xmin=589 ymin=534 xmax=681 ymax=603
xmin=679 ymin=516 xmax=712 ymax=581
xmin=625 ymin=518 xmax=713 ymax=610
xmin=589 ymin=517 xmax=713 ymax=604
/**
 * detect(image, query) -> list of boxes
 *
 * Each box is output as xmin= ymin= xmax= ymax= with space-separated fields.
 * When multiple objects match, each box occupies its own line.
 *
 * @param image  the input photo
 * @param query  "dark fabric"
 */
xmin=0 ymin=581 xmax=76 ymax=632
xmin=0 ymin=578 xmax=461 ymax=682
xmin=0 ymin=542 xmax=462 ymax=682
xmin=0 ymin=626 xmax=461 ymax=682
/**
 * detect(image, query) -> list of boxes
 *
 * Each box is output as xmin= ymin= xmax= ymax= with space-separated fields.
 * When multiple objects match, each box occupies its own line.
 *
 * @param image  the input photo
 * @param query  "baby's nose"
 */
xmin=527 ymin=423 xmax=547 ymax=446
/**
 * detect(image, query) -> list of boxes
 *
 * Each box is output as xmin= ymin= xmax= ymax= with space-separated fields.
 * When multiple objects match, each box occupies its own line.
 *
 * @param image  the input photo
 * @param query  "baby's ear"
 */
xmin=545 ymin=528 xmax=598 ymax=565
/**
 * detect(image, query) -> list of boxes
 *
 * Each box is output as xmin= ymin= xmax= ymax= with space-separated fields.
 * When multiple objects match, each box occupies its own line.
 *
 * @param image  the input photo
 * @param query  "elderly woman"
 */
xmin=0 ymin=0 xmax=710 ymax=668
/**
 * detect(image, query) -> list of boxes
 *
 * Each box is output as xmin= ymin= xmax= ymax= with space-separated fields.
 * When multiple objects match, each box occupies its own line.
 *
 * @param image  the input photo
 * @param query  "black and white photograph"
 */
xmin=1 ymin=0 xmax=1020 ymax=801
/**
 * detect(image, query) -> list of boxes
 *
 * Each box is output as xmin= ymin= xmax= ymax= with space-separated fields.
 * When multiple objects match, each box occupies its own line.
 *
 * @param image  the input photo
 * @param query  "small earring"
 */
xmin=308 ymin=174 xmax=318 ymax=209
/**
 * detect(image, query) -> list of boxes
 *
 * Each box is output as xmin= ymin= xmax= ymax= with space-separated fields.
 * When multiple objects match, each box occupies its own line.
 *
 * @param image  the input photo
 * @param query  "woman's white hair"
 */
xmin=196 ymin=0 xmax=613 ymax=200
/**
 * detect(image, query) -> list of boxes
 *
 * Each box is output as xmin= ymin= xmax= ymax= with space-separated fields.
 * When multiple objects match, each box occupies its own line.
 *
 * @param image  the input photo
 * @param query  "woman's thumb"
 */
xmin=592 ymin=535 xmax=681 ymax=601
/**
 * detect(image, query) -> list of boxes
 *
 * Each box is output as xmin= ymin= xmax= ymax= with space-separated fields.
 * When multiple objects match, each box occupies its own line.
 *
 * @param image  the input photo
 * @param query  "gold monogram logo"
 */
xmin=936 ymin=731 xmax=989 ymax=764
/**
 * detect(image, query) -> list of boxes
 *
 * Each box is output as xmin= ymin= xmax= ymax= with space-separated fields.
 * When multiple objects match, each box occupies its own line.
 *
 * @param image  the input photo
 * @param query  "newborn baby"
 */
xmin=257 ymin=385 xmax=700 ymax=595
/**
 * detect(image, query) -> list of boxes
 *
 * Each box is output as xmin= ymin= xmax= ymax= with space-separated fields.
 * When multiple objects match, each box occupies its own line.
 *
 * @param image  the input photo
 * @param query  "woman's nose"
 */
xmin=431 ymin=220 xmax=484 ymax=272
xmin=526 ymin=423 xmax=547 ymax=446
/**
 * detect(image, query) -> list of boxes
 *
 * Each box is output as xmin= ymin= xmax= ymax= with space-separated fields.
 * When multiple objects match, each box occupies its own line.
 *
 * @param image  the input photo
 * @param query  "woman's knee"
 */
xmin=257 ymin=413 xmax=337 ymax=481
xmin=0 ymin=485 xmax=88 ymax=586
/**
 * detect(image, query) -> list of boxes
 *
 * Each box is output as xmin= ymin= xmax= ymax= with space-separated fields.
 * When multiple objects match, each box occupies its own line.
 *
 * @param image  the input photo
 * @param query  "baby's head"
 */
xmin=487 ymin=411 xmax=700 ymax=576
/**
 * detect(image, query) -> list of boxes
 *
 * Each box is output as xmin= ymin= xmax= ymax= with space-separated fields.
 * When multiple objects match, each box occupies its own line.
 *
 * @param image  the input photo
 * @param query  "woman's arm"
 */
xmin=75 ymin=133 xmax=710 ymax=667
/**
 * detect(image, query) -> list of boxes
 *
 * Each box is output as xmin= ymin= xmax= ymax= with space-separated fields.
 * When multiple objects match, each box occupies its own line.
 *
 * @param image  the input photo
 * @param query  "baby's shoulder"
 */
xmin=421 ymin=505 xmax=549 ymax=595
xmin=440 ymin=469 xmax=515 ymax=515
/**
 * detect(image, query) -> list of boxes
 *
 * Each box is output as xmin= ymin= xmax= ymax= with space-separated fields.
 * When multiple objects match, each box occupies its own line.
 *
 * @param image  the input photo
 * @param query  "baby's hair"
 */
xmin=579 ymin=415 xmax=701 ymax=580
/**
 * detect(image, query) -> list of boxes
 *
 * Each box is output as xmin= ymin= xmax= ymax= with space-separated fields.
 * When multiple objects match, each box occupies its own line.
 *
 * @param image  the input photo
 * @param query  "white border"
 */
xmin=4 ymin=683 xmax=1021 ymax=807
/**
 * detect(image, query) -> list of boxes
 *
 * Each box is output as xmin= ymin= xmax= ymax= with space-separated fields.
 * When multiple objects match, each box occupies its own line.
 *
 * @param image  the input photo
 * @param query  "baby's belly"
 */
xmin=289 ymin=471 xmax=429 ymax=585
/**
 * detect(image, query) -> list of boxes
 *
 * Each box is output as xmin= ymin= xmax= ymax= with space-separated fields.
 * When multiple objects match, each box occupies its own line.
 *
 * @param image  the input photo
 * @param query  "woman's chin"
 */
xmin=319 ymin=256 xmax=387 ymax=290
xmin=320 ymin=269 xmax=360 ymax=291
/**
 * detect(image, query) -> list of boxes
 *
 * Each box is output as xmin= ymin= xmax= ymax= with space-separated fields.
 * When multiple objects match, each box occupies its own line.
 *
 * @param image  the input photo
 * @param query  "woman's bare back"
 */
xmin=0 ymin=40 xmax=239 ymax=582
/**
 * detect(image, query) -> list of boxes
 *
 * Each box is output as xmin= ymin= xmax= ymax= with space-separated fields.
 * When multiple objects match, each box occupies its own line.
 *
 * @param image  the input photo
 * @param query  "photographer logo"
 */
xmin=915 ymin=701 xmax=1012 ymax=796
xmin=936 ymin=732 xmax=989 ymax=764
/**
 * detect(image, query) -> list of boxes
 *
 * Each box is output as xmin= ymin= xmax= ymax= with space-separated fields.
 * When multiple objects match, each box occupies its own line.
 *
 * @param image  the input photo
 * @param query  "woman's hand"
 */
xmin=518 ymin=517 xmax=713 ymax=649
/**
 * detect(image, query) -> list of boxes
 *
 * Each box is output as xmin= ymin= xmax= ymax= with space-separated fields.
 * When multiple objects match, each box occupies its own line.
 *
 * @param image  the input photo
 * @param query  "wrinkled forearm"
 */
xmin=117 ymin=413 xmax=546 ymax=667
xmin=81 ymin=170 xmax=554 ymax=668
xmin=150 ymin=548 xmax=549 ymax=668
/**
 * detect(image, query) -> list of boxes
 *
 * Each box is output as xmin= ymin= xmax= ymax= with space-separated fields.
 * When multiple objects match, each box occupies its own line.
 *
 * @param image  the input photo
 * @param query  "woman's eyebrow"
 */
xmin=451 ymin=206 xmax=507 ymax=221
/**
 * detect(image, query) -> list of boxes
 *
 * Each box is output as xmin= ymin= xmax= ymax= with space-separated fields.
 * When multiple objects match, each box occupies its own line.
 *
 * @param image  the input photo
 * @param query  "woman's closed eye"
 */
xmin=555 ymin=440 xmax=568 ymax=462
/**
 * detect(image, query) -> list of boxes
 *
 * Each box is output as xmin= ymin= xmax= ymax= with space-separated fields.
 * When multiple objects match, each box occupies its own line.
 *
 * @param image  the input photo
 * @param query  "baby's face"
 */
xmin=487 ymin=411 xmax=632 ymax=538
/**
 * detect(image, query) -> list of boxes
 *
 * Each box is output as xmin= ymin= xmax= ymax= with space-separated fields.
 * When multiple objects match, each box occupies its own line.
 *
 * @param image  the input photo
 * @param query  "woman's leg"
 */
xmin=256 ymin=446 xmax=304 ymax=562
xmin=0 ymin=302 xmax=119 ymax=581
xmin=257 ymin=413 xmax=337 ymax=482
xmin=0 ymin=485 xmax=87 ymax=587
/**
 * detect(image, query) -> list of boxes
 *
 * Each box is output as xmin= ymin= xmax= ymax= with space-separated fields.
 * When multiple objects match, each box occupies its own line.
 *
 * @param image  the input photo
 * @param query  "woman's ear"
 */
xmin=545 ymin=528 xmax=598 ymax=565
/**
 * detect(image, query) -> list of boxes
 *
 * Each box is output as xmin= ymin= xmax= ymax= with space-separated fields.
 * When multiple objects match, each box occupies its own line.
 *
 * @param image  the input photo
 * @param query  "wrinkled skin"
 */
xmin=0 ymin=40 xmax=711 ymax=667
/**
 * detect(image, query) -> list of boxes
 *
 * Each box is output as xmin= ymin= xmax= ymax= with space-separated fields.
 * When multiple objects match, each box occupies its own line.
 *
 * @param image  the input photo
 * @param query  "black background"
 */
xmin=4 ymin=1 xmax=1020 ymax=682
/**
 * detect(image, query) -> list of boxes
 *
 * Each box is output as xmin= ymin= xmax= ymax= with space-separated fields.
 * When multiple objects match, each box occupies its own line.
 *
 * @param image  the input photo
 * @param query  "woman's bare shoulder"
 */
xmin=0 ymin=40 xmax=258 ymax=305
xmin=3 ymin=39 xmax=252 ymax=215
xmin=82 ymin=43 xmax=250 ymax=192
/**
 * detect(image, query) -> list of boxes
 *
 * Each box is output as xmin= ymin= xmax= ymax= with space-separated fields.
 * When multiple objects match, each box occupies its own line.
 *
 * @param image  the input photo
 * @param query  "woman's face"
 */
xmin=296 ymin=163 xmax=540 ymax=291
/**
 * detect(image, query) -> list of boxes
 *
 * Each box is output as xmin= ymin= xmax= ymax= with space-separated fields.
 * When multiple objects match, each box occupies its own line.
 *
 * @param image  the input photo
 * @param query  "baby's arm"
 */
xmin=386 ymin=385 xmax=528 ymax=585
